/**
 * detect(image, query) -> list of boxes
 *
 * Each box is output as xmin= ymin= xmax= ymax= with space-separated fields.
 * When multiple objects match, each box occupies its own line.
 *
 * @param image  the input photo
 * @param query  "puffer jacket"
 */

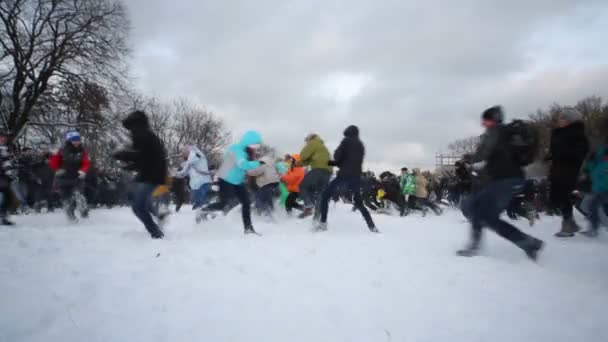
xmin=282 ymin=154 xmax=305 ymax=193
xmin=175 ymin=146 xmax=211 ymax=190
xmin=216 ymin=131 xmax=262 ymax=185
xmin=413 ymin=169 xmax=429 ymax=198
xmin=248 ymin=156 xmax=280 ymax=188
xmin=400 ymin=173 xmax=416 ymax=195
xmin=49 ymin=142 xmax=91 ymax=179
xmin=549 ymin=122 xmax=589 ymax=189
xmin=587 ymin=145 xmax=608 ymax=193
xmin=299 ymin=135 xmax=332 ymax=172
xmin=333 ymin=125 xmax=365 ymax=178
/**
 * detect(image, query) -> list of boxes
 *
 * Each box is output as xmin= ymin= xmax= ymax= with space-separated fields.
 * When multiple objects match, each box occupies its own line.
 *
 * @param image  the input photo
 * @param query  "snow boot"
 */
xmin=581 ymin=228 xmax=599 ymax=238
xmin=244 ymin=225 xmax=259 ymax=235
xmin=457 ymin=239 xmax=480 ymax=257
xmin=150 ymin=231 xmax=164 ymax=239
xmin=516 ymin=237 xmax=544 ymax=261
xmin=555 ymin=218 xmax=579 ymax=237
xmin=1 ymin=217 xmax=15 ymax=226
xmin=298 ymin=207 xmax=313 ymax=219
xmin=369 ymin=225 xmax=380 ymax=233
xmin=313 ymin=221 xmax=328 ymax=232
xmin=456 ymin=246 xmax=479 ymax=257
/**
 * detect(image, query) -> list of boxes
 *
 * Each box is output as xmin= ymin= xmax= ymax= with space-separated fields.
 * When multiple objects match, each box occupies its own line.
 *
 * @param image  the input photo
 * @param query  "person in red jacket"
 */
xmin=49 ymin=131 xmax=90 ymax=221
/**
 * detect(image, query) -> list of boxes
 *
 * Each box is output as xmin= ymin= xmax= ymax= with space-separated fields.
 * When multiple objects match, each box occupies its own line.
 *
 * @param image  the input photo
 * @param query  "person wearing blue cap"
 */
xmin=49 ymin=131 xmax=90 ymax=221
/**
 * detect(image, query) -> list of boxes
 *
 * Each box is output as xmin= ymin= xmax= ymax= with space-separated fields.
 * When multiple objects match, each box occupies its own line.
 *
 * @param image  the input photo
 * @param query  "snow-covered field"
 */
xmin=1 ymin=205 xmax=607 ymax=342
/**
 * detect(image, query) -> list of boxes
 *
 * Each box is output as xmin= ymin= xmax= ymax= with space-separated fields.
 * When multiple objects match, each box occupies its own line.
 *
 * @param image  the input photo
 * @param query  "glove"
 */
xmin=259 ymin=160 xmax=266 ymax=165
xmin=78 ymin=170 xmax=86 ymax=179
xmin=55 ymin=169 xmax=66 ymax=176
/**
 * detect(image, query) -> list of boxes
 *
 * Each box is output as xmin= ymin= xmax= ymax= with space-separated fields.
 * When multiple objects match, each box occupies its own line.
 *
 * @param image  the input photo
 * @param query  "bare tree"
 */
xmin=171 ymin=98 xmax=231 ymax=162
xmin=0 ymin=0 xmax=128 ymax=141
xmin=130 ymin=96 xmax=232 ymax=167
xmin=447 ymin=136 xmax=480 ymax=155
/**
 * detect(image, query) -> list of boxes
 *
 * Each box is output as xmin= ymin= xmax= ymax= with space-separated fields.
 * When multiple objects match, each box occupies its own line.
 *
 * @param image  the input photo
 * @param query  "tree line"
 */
xmin=0 ymin=0 xmax=231 ymax=174
xmin=448 ymin=96 xmax=608 ymax=159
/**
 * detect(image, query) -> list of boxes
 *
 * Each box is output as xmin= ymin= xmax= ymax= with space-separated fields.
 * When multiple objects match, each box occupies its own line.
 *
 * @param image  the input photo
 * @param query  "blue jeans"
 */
xmin=192 ymin=183 xmax=210 ymax=209
xmin=588 ymin=192 xmax=608 ymax=231
xmin=320 ymin=176 xmax=375 ymax=228
xmin=132 ymin=183 xmax=163 ymax=238
xmin=255 ymin=183 xmax=278 ymax=214
xmin=462 ymin=178 xmax=529 ymax=245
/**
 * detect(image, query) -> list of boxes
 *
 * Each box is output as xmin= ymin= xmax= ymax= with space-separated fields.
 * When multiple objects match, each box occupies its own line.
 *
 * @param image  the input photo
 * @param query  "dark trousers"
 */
xmin=255 ymin=183 xmax=278 ymax=214
xmin=416 ymin=197 xmax=441 ymax=214
xmin=0 ymin=185 xmax=10 ymax=217
xmin=300 ymin=169 xmax=331 ymax=208
xmin=205 ymin=179 xmax=252 ymax=228
xmin=285 ymin=192 xmax=302 ymax=213
xmin=57 ymin=178 xmax=87 ymax=215
xmin=550 ymin=181 xmax=575 ymax=219
xmin=320 ymin=176 xmax=375 ymax=228
xmin=462 ymin=178 xmax=530 ymax=246
xmin=132 ymin=182 xmax=163 ymax=238
xmin=589 ymin=192 xmax=608 ymax=231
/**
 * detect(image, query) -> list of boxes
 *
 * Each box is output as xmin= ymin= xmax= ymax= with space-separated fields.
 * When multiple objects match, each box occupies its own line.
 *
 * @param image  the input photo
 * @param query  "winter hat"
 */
xmin=481 ymin=105 xmax=504 ymax=123
xmin=560 ymin=107 xmax=583 ymax=123
xmin=65 ymin=131 xmax=81 ymax=142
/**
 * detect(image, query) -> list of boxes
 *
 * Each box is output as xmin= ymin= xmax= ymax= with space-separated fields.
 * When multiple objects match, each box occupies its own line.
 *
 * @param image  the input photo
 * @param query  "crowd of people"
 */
xmin=0 ymin=106 xmax=606 ymax=261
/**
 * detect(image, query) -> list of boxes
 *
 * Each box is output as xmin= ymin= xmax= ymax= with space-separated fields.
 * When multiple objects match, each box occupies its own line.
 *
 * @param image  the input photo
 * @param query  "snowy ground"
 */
xmin=1 ymin=204 xmax=607 ymax=342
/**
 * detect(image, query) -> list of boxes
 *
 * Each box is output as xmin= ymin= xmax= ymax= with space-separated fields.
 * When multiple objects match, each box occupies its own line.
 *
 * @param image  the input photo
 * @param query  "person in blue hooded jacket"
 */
xmin=581 ymin=142 xmax=608 ymax=238
xmin=201 ymin=131 xmax=262 ymax=234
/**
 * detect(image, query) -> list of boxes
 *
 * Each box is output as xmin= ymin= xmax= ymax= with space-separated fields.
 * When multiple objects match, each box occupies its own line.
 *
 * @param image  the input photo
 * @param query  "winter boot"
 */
xmin=555 ymin=218 xmax=578 ymax=237
xmin=457 ymin=238 xmax=481 ymax=257
xmin=298 ymin=207 xmax=313 ymax=219
xmin=0 ymin=217 xmax=15 ymax=226
xmin=313 ymin=221 xmax=328 ymax=232
xmin=368 ymin=225 xmax=380 ymax=233
xmin=581 ymin=228 xmax=599 ymax=238
xmin=516 ymin=237 xmax=544 ymax=261
xmin=244 ymin=225 xmax=259 ymax=235
xmin=150 ymin=231 xmax=164 ymax=239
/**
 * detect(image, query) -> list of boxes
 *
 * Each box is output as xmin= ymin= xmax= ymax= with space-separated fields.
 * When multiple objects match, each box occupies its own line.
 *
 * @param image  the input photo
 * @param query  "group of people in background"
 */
xmin=0 ymin=106 xmax=606 ymax=261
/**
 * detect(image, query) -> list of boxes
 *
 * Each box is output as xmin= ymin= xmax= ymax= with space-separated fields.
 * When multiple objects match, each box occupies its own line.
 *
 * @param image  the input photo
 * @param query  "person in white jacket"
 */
xmin=247 ymin=156 xmax=280 ymax=216
xmin=175 ymin=145 xmax=212 ymax=210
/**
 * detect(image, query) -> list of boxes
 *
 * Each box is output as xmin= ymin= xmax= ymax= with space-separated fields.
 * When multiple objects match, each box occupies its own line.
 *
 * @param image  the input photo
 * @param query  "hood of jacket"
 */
xmin=238 ymin=131 xmax=262 ymax=148
xmin=344 ymin=125 xmax=359 ymax=138
xmin=122 ymin=111 xmax=150 ymax=131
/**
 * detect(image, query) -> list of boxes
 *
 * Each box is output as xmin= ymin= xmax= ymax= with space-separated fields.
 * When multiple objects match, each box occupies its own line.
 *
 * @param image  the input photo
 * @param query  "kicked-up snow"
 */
xmin=1 ymin=204 xmax=607 ymax=342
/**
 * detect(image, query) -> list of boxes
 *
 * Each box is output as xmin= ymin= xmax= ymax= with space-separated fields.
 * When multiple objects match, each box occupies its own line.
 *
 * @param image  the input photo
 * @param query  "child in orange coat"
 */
xmin=281 ymin=154 xmax=305 ymax=214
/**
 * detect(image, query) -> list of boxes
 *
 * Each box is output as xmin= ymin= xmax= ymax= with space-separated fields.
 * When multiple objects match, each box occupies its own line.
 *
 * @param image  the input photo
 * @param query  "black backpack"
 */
xmin=505 ymin=120 xmax=539 ymax=166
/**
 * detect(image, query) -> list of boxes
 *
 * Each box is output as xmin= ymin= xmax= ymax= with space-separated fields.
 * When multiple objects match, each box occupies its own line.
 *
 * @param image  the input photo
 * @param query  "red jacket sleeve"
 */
xmin=80 ymin=150 xmax=91 ymax=173
xmin=48 ymin=151 xmax=63 ymax=171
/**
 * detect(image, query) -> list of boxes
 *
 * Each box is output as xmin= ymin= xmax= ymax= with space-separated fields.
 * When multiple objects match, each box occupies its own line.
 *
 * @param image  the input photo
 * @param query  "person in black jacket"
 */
xmin=317 ymin=125 xmax=378 ymax=232
xmin=458 ymin=106 xmax=543 ymax=260
xmin=549 ymin=108 xmax=589 ymax=237
xmin=114 ymin=111 xmax=168 ymax=239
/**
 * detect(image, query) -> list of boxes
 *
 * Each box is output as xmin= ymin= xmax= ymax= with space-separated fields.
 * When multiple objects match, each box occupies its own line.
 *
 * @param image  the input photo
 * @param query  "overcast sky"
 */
xmin=125 ymin=0 xmax=608 ymax=171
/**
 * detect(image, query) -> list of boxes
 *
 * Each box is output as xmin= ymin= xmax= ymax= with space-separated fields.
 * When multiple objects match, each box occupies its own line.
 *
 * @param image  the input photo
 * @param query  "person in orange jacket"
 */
xmin=281 ymin=154 xmax=305 ymax=214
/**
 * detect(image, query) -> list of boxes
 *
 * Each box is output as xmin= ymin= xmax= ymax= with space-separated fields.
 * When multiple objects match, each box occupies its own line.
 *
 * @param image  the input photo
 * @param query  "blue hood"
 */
xmin=239 ymin=131 xmax=262 ymax=147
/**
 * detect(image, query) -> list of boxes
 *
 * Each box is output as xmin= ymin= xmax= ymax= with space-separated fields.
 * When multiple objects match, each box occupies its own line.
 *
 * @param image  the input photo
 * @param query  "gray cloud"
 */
xmin=126 ymin=0 xmax=608 ymax=171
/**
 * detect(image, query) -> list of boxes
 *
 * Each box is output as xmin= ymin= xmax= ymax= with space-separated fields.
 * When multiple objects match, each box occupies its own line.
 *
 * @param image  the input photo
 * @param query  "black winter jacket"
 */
xmin=333 ymin=125 xmax=365 ymax=178
xmin=549 ymin=122 xmax=589 ymax=188
xmin=114 ymin=111 xmax=168 ymax=185
xmin=470 ymin=124 xmax=523 ymax=181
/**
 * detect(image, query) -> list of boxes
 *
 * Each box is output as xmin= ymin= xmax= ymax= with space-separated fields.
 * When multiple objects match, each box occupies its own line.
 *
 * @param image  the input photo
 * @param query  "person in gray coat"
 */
xmin=248 ymin=156 xmax=280 ymax=216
